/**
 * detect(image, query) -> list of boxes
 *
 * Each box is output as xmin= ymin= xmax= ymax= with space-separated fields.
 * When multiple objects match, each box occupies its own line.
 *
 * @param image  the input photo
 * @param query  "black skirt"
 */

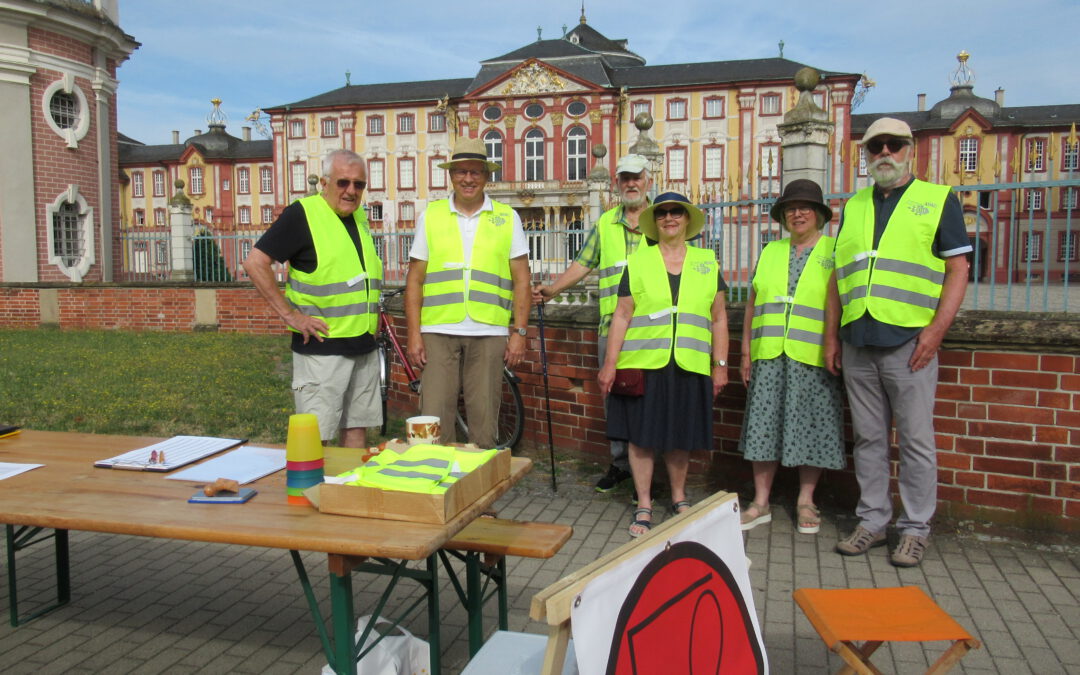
xmin=606 ymin=361 xmax=714 ymax=453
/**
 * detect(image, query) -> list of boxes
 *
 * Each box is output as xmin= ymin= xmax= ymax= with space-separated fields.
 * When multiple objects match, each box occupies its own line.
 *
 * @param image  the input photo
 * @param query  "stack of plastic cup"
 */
xmin=285 ymin=413 xmax=324 ymax=505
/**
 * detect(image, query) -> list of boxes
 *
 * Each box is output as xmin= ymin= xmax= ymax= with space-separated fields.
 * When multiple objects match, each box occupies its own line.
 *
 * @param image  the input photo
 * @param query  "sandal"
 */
xmin=670 ymin=500 xmax=691 ymax=516
xmin=797 ymin=503 xmax=821 ymax=534
xmin=740 ymin=502 xmax=772 ymax=531
xmin=629 ymin=508 xmax=653 ymax=538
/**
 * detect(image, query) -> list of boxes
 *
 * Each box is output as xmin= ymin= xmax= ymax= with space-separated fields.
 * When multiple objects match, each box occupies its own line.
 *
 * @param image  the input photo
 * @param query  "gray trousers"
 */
xmin=598 ymin=334 xmax=629 ymax=471
xmin=841 ymin=339 xmax=938 ymax=538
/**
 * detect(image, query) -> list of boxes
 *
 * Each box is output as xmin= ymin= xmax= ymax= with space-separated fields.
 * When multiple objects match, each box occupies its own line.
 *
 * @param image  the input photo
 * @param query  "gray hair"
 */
xmin=322 ymin=149 xmax=366 ymax=177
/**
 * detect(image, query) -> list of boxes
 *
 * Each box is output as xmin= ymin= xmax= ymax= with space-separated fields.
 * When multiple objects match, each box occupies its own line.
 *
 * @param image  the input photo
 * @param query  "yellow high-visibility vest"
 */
xmin=421 ymin=200 xmax=515 ymax=326
xmin=617 ymin=244 xmax=718 ymax=376
xmin=596 ymin=208 xmax=643 ymax=320
xmin=835 ymin=180 xmax=950 ymax=327
xmin=285 ymin=194 xmax=382 ymax=337
xmin=749 ymin=236 xmax=834 ymax=367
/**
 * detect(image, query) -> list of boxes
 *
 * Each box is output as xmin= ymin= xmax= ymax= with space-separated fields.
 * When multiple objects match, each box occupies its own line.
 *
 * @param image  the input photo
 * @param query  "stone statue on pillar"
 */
xmin=168 ymin=179 xmax=194 ymax=281
xmin=777 ymin=67 xmax=834 ymax=191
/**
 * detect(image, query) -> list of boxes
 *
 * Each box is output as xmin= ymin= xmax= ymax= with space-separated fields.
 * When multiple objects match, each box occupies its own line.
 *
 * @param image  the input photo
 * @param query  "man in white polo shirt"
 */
xmin=404 ymin=138 xmax=531 ymax=448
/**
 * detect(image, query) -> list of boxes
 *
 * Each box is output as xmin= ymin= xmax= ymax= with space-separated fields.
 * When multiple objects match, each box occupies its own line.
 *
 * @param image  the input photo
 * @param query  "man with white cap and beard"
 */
xmin=533 ymin=154 xmax=653 ymax=494
xmin=825 ymin=117 xmax=970 ymax=567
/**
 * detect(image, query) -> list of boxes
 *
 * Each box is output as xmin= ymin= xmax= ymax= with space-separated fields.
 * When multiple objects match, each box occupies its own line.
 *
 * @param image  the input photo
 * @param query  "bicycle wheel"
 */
xmin=456 ymin=368 xmax=524 ymax=450
xmin=376 ymin=338 xmax=391 ymax=436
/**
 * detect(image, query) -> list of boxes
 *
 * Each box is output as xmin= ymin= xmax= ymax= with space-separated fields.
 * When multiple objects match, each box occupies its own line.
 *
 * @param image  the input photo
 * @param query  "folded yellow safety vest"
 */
xmin=338 ymin=444 xmax=498 ymax=494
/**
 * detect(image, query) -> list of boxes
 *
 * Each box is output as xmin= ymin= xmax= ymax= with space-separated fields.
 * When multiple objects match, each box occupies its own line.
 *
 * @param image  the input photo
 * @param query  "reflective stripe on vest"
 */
xmin=596 ymin=208 xmax=643 ymax=319
xmin=348 ymin=444 xmax=455 ymax=493
xmin=421 ymin=200 xmax=515 ymax=326
xmin=749 ymin=236 xmax=834 ymax=367
xmin=617 ymin=244 xmax=718 ymax=376
xmin=835 ymin=180 xmax=950 ymax=328
xmin=284 ymin=194 xmax=382 ymax=337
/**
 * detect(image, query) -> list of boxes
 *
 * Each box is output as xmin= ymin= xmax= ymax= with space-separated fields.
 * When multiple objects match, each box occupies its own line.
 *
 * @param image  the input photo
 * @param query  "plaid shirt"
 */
xmin=574 ymin=205 xmax=645 ymax=336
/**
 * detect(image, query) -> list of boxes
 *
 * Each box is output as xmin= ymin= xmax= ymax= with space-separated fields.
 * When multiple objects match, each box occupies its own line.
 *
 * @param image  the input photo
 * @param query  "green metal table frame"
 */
xmin=5 ymin=525 xmax=70 ymax=627
xmin=437 ymin=548 xmax=509 ymax=657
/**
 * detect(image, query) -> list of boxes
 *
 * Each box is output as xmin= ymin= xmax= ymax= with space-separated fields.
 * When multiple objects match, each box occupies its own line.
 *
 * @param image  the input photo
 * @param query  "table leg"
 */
xmin=5 ymin=525 xmax=70 ymax=627
xmin=329 ymin=559 xmax=358 ymax=675
xmin=426 ymin=554 xmax=441 ymax=674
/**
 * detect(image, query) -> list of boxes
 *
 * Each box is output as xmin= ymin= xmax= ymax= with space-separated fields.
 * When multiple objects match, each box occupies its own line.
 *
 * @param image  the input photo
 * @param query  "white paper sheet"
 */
xmin=0 ymin=463 xmax=43 ymax=480
xmin=164 ymin=446 xmax=286 ymax=484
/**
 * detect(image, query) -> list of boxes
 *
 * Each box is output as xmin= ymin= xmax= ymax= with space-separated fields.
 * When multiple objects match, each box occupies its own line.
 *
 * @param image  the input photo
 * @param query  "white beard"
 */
xmin=869 ymin=157 xmax=910 ymax=189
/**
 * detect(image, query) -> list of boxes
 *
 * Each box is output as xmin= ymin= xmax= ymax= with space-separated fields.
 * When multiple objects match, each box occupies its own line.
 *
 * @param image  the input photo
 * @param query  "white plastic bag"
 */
xmin=320 ymin=615 xmax=431 ymax=675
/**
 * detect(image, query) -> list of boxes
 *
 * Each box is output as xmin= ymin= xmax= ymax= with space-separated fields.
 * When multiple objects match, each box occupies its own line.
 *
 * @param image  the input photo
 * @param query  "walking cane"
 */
xmin=536 ymin=302 xmax=558 ymax=492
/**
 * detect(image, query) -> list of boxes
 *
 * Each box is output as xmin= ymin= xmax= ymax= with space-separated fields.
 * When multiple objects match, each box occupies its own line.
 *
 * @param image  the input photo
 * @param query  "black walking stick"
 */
xmin=536 ymin=302 xmax=558 ymax=492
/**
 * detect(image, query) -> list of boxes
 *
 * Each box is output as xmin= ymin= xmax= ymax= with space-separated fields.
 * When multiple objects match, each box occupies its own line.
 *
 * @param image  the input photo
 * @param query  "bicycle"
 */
xmin=375 ymin=287 xmax=525 ymax=450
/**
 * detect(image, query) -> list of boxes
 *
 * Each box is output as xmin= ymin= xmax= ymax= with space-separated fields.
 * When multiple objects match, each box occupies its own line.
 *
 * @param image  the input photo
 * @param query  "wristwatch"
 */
xmin=712 ymin=359 xmax=727 ymax=367
xmin=515 ymin=327 xmax=528 ymax=336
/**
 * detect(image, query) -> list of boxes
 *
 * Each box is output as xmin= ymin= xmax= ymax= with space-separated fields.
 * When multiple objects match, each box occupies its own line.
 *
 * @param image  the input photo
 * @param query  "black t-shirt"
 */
xmin=254 ymin=201 xmax=376 ymax=356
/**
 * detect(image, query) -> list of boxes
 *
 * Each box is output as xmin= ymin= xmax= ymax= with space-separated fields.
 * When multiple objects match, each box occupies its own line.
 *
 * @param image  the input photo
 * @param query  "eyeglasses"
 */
xmin=450 ymin=168 xmax=486 ymax=178
xmin=865 ymin=137 xmax=909 ymax=155
xmin=784 ymin=206 xmax=815 ymax=216
xmin=334 ymin=178 xmax=367 ymax=191
xmin=654 ymin=206 xmax=687 ymax=219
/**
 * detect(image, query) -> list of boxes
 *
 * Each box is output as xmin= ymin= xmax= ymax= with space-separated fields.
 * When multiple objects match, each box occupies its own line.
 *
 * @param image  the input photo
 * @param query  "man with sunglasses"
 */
xmin=244 ymin=149 xmax=382 ymax=450
xmin=405 ymin=138 xmax=531 ymax=448
xmin=825 ymin=117 xmax=970 ymax=567
xmin=532 ymin=154 xmax=652 ymax=494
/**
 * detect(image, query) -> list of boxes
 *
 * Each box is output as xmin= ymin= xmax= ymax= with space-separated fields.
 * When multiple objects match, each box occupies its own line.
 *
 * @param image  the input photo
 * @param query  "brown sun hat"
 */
xmin=768 ymin=179 xmax=833 ymax=225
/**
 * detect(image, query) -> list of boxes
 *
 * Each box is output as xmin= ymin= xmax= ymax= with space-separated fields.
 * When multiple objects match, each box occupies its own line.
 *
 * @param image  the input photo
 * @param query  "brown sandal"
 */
xmin=797 ymin=504 xmax=821 ymax=534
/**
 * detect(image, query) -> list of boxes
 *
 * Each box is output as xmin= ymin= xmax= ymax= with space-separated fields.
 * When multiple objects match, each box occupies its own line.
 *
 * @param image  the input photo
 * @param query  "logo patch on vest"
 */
xmin=692 ymin=261 xmax=715 ymax=275
xmin=488 ymin=214 xmax=507 ymax=227
xmin=815 ymin=254 xmax=835 ymax=270
xmin=906 ymin=201 xmax=936 ymax=216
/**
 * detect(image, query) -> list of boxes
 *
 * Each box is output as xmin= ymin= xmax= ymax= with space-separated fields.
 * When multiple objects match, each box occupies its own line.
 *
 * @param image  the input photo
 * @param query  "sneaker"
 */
xmin=890 ymin=534 xmax=929 ymax=567
xmin=835 ymin=526 xmax=886 ymax=555
xmin=595 ymin=464 xmax=632 ymax=492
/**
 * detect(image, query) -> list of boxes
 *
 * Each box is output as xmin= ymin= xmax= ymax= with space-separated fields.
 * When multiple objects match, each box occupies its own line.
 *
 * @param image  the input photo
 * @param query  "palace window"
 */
xmin=398 ymin=113 xmax=415 ymax=134
xmin=153 ymin=171 xmax=166 ymax=197
xmin=368 ymin=203 xmax=383 ymax=222
xmin=134 ymin=209 xmax=145 ymax=225
xmin=482 ymin=105 xmax=502 ymax=122
xmin=399 ymin=202 xmax=415 ymax=226
xmin=262 ymin=205 xmax=274 ymax=224
xmin=43 ymin=77 xmax=90 ymax=147
xmin=205 ymin=207 xmax=214 ymax=223
xmin=321 ymin=118 xmax=337 ymax=137
xmin=290 ymin=162 xmax=306 ymax=193
xmin=666 ymin=98 xmax=687 ymax=121
xmin=428 ymin=112 xmax=446 ymax=132
xmin=368 ymin=159 xmax=385 ymax=190
xmin=667 ymin=146 xmax=687 ymax=181
xmin=567 ymin=100 xmax=587 ymax=117
xmin=484 ymin=130 xmax=504 ymax=182
xmin=1027 ymin=138 xmax=1045 ymax=172
xmin=50 ymin=91 xmax=78 ymax=128
xmin=566 ymin=127 xmax=588 ymax=181
xmin=398 ymin=157 xmax=415 ymax=189
xmin=704 ymin=96 xmax=725 ymax=119
xmin=1026 ymin=188 xmax=1043 ymax=211
xmin=131 ymin=172 xmax=144 ymax=198
xmin=154 ymin=208 xmax=166 ymax=226
xmin=760 ymin=94 xmax=781 ymax=116
xmin=1062 ymin=139 xmax=1079 ymax=172
xmin=631 ymin=101 xmax=650 ymax=119
xmin=429 ymin=157 xmax=446 ymax=189
xmin=524 ymin=103 xmax=544 ymax=120
xmin=237 ymin=167 xmax=250 ymax=194
xmin=704 ymin=146 xmax=724 ymax=180
xmin=367 ymin=115 xmax=384 ymax=135
xmin=524 ymin=129 xmax=545 ymax=181
xmin=260 ymin=166 xmax=273 ymax=193
xmin=1060 ymin=230 xmax=1079 ymax=262
xmin=189 ymin=167 xmax=204 ymax=195
xmin=959 ymin=137 xmax=978 ymax=173
xmin=238 ymin=206 xmax=251 ymax=225
xmin=288 ymin=119 xmax=305 ymax=138
xmin=1021 ymin=231 xmax=1042 ymax=262
xmin=47 ymin=188 xmax=92 ymax=280
xmin=1063 ymin=187 xmax=1078 ymax=211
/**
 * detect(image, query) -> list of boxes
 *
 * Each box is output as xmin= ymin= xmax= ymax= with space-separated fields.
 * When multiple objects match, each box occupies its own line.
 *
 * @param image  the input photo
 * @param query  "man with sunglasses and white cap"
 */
xmin=405 ymin=138 xmax=531 ymax=448
xmin=532 ymin=154 xmax=652 ymax=494
xmin=244 ymin=149 xmax=382 ymax=450
xmin=825 ymin=117 xmax=970 ymax=567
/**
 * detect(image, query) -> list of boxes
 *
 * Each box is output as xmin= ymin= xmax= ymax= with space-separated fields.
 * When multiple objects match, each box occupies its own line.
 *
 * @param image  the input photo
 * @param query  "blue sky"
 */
xmin=116 ymin=0 xmax=1077 ymax=144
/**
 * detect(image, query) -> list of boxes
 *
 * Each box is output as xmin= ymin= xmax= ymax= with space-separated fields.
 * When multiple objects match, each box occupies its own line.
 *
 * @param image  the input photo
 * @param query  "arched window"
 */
xmin=566 ymin=127 xmax=588 ymax=181
xmin=484 ymin=130 xmax=503 ymax=181
xmin=525 ymin=129 xmax=545 ymax=181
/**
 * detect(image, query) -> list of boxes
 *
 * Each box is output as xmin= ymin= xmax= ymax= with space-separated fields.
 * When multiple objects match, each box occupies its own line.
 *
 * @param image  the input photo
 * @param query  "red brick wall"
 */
xmin=0 ymin=285 xmax=1077 ymax=533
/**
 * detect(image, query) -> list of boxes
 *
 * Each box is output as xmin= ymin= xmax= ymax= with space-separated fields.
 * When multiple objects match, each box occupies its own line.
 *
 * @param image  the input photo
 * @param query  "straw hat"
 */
xmin=639 ymin=192 xmax=706 ymax=241
xmin=437 ymin=138 xmax=501 ymax=173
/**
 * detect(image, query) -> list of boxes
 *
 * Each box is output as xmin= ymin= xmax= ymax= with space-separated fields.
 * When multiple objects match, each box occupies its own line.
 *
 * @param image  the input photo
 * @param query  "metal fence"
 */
xmin=115 ymin=180 xmax=1078 ymax=313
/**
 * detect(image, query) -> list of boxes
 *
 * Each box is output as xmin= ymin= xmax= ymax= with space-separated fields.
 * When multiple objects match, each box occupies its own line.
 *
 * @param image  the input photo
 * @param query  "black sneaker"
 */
xmin=595 ymin=464 xmax=632 ymax=492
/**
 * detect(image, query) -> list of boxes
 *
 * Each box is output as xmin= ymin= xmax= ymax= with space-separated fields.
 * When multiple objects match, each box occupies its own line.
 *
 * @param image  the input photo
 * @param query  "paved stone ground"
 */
xmin=1 ymin=459 xmax=1077 ymax=674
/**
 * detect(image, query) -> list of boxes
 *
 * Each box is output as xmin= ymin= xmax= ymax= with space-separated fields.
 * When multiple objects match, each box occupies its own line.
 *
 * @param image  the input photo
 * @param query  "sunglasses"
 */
xmin=865 ymin=138 xmax=909 ymax=155
xmin=334 ymin=178 xmax=367 ymax=191
xmin=654 ymin=206 xmax=687 ymax=219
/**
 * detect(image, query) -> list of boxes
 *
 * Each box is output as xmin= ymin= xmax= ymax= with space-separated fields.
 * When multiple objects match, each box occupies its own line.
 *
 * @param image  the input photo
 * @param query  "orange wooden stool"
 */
xmin=793 ymin=586 xmax=981 ymax=674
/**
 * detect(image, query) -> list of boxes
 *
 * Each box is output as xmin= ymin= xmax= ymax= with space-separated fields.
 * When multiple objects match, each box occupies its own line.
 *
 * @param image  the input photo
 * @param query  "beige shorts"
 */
xmin=291 ymin=351 xmax=381 ymax=441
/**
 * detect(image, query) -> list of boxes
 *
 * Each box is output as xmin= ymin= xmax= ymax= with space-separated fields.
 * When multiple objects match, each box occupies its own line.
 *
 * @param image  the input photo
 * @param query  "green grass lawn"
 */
xmin=0 ymin=329 xmax=304 ymax=443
